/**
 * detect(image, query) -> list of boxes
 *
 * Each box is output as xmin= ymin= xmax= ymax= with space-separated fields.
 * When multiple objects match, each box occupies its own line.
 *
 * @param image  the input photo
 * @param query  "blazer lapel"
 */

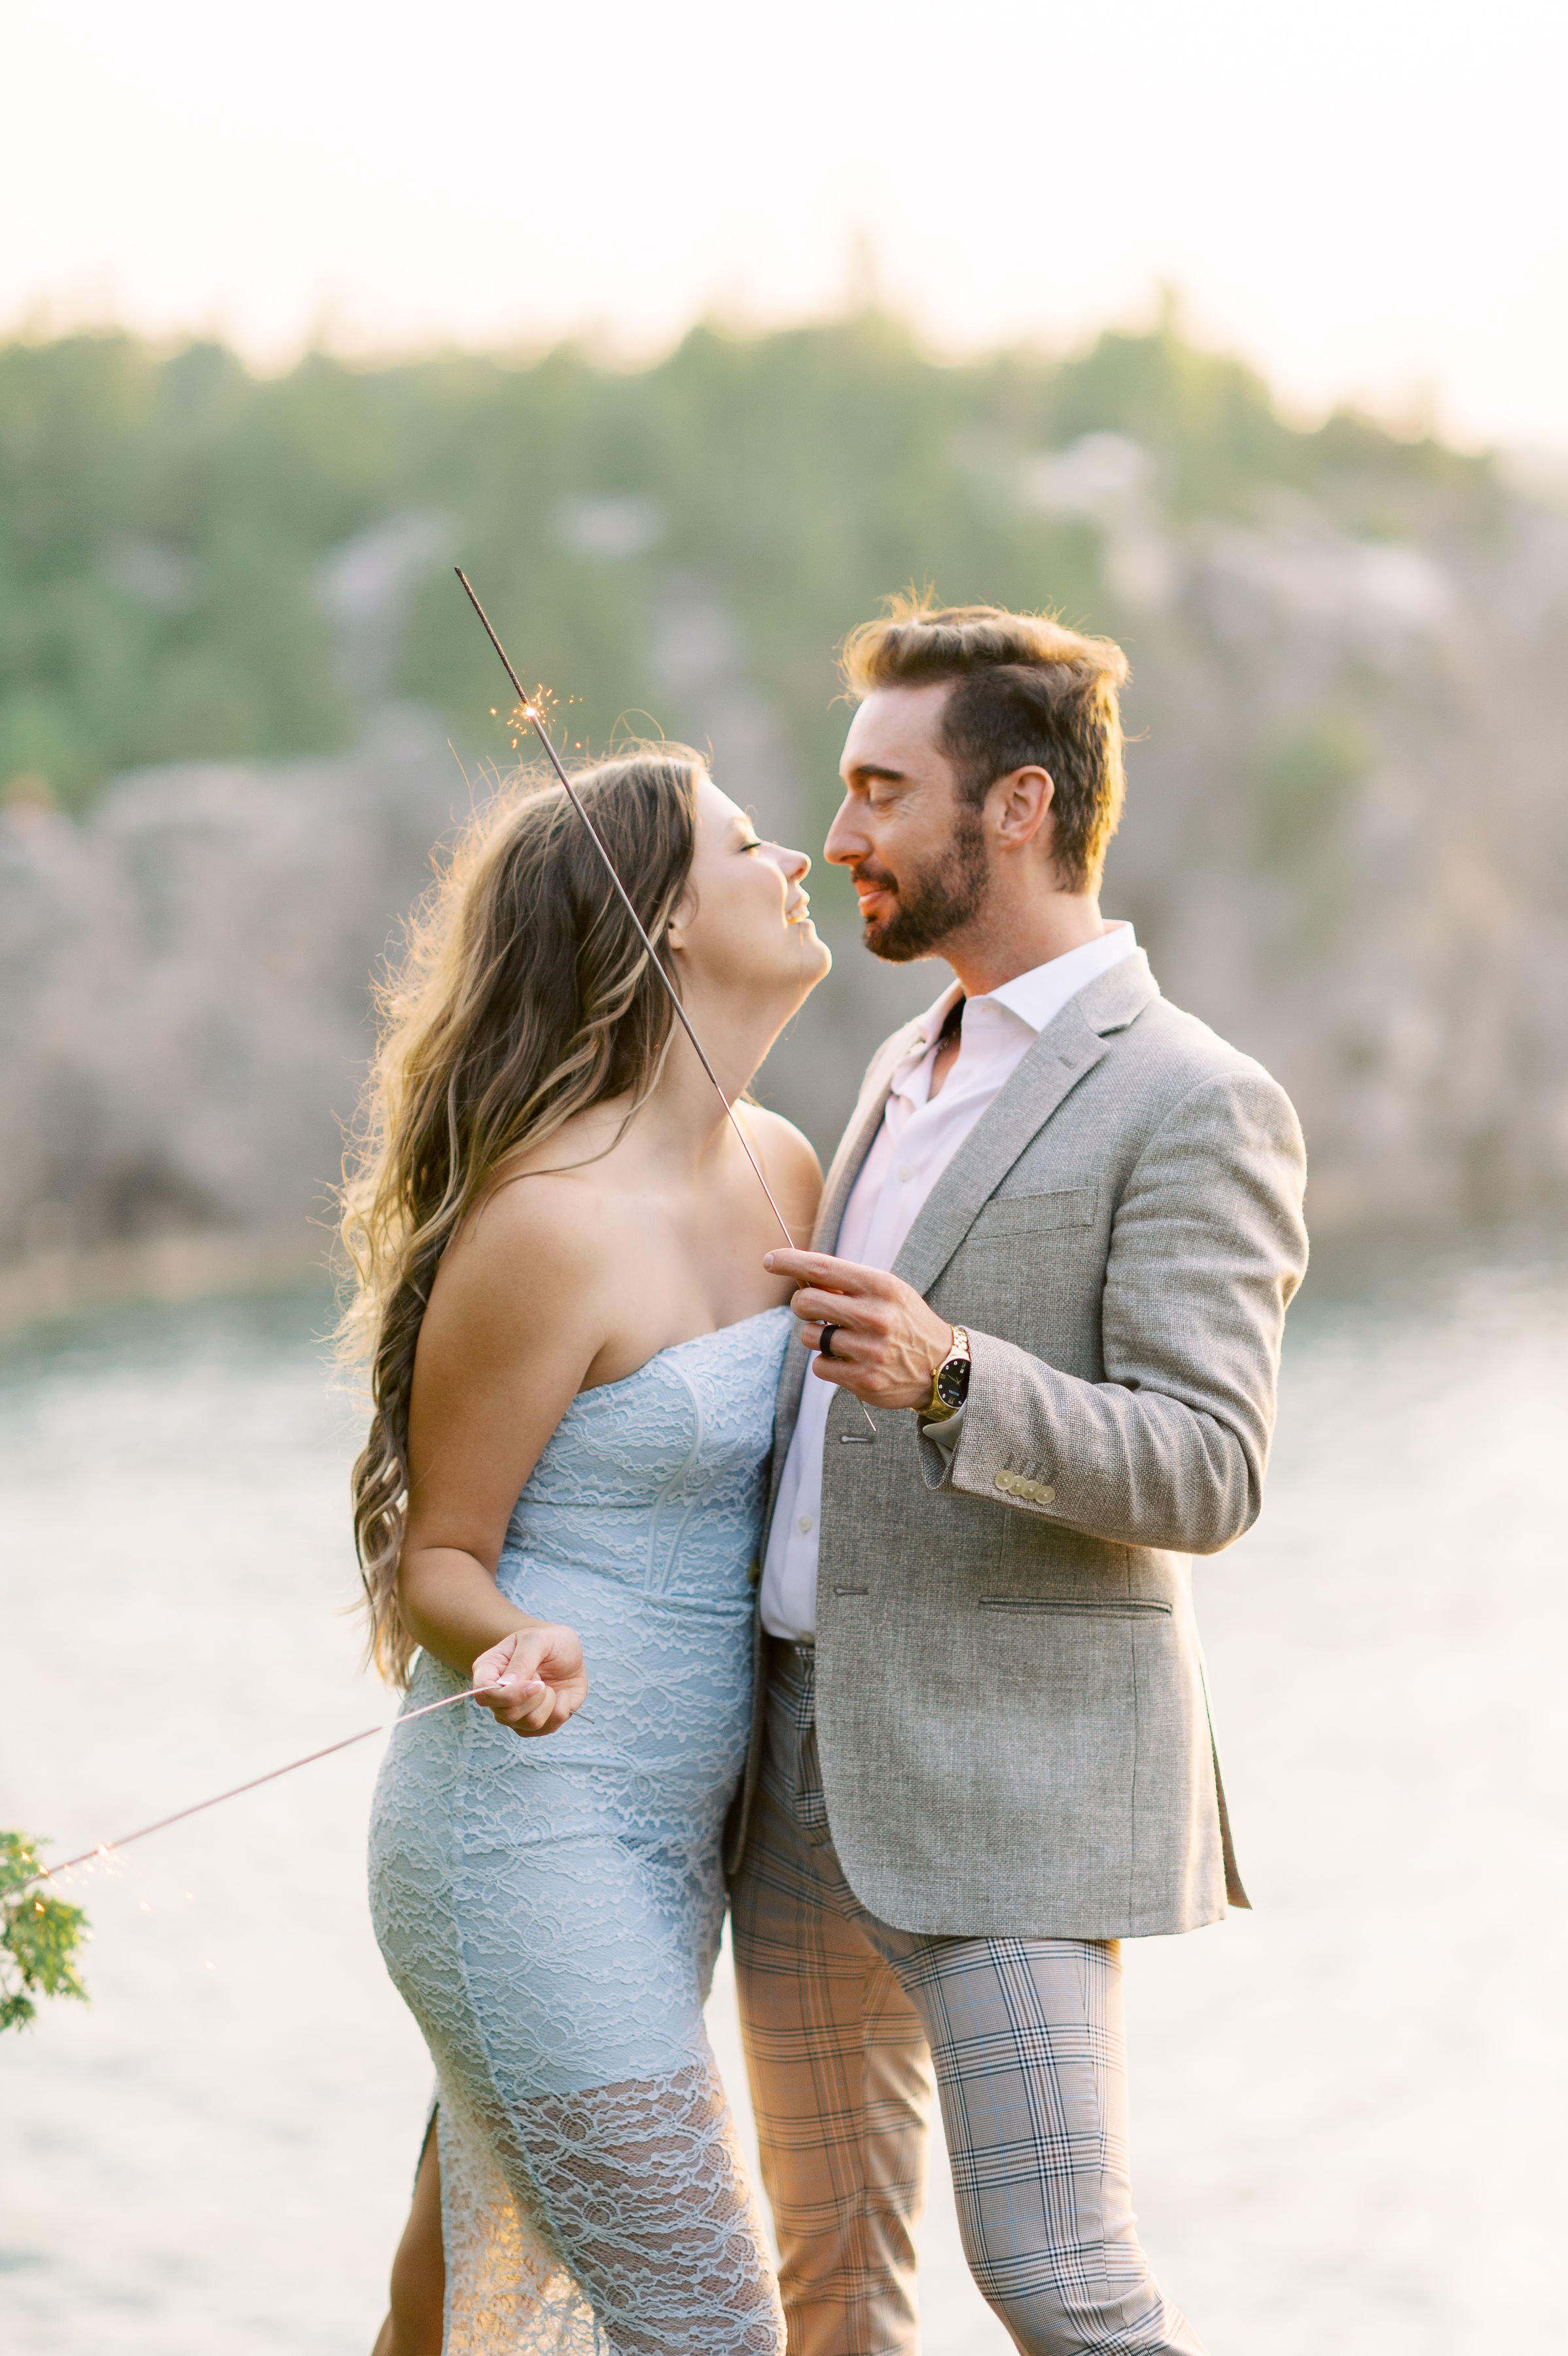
xmin=764 ymin=957 xmax=1158 ymax=1516
xmin=892 ymin=954 xmax=1160 ymax=1298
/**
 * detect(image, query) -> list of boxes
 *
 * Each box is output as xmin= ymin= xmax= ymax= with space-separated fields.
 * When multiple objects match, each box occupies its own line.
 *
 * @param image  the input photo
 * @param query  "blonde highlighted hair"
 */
xmin=339 ymin=750 xmax=704 ymax=1682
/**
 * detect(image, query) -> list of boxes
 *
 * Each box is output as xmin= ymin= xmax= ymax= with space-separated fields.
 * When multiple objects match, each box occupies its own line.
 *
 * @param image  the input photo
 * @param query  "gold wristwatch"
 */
xmin=923 ymin=1326 xmax=971 ymax=1421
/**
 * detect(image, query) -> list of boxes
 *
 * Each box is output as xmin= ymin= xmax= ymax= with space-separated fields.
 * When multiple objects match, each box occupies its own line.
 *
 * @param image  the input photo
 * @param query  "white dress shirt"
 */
xmin=759 ymin=923 xmax=1139 ymax=1640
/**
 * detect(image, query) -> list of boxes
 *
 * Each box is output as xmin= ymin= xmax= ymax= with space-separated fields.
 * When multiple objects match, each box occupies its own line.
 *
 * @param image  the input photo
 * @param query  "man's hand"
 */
xmin=471 ymin=1623 xmax=588 ymax=1737
xmin=765 ymin=1248 xmax=954 ymax=1412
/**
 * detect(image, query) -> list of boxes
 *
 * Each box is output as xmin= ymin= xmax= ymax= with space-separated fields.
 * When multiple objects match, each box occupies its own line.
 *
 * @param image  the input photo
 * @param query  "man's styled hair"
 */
xmin=840 ymin=599 xmax=1130 ymax=893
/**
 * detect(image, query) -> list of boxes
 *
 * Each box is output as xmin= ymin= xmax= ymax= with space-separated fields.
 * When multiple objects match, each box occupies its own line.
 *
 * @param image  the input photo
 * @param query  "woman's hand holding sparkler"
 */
xmin=471 ymin=1624 xmax=589 ymax=1738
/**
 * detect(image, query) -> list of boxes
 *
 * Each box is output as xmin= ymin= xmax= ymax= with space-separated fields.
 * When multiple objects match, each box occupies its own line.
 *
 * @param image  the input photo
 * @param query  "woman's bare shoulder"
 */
xmin=431 ymin=1169 xmax=611 ymax=1336
xmin=737 ymin=1103 xmax=823 ymax=1234
xmin=473 ymin=1164 xmax=610 ymax=1255
xmin=738 ymin=1101 xmax=821 ymax=1173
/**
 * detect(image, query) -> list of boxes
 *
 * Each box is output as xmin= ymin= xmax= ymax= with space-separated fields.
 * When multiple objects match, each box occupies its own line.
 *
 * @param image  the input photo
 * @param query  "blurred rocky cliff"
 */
xmin=3 ymin=322 xmax=1567 ymax=1313
xmin=0 ymin=712 xmax=472 ymax=1314
xmin=1067 ymin=446 xmax=1568 ymax=1230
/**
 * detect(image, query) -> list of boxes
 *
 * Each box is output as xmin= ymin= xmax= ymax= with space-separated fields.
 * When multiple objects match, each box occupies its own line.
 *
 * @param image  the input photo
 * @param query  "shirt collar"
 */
xmin=906 ymin=921 xmax=1139 ymax=1050
xmin=985 ymin=922 xmax=1138 ymax=1033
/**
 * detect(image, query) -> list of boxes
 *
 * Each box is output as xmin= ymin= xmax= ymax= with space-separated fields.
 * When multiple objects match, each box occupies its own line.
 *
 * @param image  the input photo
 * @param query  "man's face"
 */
xmin=825 ymin=681 xmax=989 ymax=962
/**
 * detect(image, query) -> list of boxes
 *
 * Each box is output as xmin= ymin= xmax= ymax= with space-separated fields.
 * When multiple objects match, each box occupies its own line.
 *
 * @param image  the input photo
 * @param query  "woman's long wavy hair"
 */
xmin=340 ymin=749 xmax=704 ymax=1683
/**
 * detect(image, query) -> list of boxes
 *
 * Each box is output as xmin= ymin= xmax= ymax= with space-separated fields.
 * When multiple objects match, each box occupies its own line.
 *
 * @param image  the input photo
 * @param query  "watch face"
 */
xmin=936 ymin=1357 xmax=969 ymax=1408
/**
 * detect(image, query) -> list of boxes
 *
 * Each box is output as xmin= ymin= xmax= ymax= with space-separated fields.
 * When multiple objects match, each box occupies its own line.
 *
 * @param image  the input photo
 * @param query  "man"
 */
xmin=729 ymin=601 xmax=1308 ymax=2356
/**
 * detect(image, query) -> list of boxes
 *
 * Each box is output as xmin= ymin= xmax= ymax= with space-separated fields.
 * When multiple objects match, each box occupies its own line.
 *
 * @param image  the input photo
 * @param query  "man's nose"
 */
xmin=823 ymin=795 xmax=863 ymax=865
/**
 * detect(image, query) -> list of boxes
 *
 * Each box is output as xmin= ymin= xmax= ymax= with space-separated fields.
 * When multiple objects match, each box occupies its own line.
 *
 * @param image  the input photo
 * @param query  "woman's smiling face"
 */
xmin=668 ymin=777 xmax=832 ymax=1005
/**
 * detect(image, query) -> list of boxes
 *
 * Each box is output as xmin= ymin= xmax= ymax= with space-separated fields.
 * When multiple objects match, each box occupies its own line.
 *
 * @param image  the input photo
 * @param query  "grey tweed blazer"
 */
xmin=730 ymin=952 xmax=1308 ymax=1940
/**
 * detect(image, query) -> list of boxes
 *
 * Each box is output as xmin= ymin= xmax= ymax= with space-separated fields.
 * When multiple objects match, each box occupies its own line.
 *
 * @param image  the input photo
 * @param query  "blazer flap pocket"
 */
xmin=967 ymin=1187 xmax=1095 ymax=1241
xmin=978 ymin=1596 xmax=1171 ymax=1616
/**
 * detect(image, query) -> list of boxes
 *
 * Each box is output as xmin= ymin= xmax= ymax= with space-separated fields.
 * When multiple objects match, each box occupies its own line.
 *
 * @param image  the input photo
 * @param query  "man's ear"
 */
xmin=990 ymin=765 xmax=1056 ymax=850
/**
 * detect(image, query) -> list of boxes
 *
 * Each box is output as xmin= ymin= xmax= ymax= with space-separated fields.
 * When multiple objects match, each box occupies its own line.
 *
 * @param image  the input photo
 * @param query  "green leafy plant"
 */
xmin=1 ymin=1832 xmax=88 ymax=2031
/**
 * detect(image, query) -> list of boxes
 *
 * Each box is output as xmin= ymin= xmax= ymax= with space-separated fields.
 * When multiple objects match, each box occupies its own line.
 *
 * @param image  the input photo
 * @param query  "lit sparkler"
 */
xmin=452 ymin=568 xmax=875 ymax=1436
xmin=21 ymin=584 xmax=874 ymax=1905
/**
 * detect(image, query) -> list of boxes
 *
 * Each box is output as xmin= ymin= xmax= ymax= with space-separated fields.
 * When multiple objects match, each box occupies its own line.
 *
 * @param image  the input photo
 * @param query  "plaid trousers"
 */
xmin=730 ymin=1641 xmax=1207 ymax=2356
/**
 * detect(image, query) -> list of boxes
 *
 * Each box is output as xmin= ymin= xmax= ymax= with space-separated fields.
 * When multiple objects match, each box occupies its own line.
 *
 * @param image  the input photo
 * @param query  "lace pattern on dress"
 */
xmin=440 ymin=2059 xmax=782 ymax=2355
xmin=368 ymin=1308 xmax=792 ymax=2354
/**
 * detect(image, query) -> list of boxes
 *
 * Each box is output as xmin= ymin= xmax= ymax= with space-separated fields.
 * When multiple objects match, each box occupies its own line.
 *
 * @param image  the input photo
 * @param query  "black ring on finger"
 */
xmin=818 ymin=1322 xmax=840 ymax=1361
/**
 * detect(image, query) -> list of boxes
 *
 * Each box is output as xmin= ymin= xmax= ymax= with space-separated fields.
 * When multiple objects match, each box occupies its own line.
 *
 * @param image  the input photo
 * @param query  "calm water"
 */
xmin=1 ymin=1240 xmax=1564 ymax=2354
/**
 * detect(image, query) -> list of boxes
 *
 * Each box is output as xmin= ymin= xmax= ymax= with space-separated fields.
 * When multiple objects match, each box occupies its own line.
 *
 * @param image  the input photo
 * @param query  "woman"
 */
xmin=344 ymin=749 xmax=830 ymax=2355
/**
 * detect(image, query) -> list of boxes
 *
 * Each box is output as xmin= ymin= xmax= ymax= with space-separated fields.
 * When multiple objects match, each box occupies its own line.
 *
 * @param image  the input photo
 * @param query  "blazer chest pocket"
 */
xmin=965 ymin=1187 xmax=1096 ymax=1243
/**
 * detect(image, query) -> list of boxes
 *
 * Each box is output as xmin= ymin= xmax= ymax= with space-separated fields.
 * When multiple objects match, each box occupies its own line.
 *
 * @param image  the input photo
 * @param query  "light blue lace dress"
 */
xmin=368 ymin=1307 xmax=791 ymax=2356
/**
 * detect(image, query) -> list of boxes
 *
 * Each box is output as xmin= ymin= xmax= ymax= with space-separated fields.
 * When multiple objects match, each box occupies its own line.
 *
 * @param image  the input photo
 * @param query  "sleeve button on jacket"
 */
xmin=995 ymin=1471 xmax=1056 ymax=1504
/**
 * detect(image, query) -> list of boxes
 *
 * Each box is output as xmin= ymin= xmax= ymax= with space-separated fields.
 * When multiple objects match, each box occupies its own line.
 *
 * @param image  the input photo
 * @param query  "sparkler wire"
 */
xmin=22 ymin=582 xmax=880 ymax=1907
xmin=24 ymin=1683 xmax=501 ymax=1893
xmin=452 ymin=569 xmax=874 ymax=1435
xmin=454 ymin=569 xmax=803 ymax=1245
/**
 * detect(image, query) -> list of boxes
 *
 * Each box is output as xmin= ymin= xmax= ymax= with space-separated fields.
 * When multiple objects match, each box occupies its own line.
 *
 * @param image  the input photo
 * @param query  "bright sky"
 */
xmin=4 ymin=0 xmax=1565 ymax=450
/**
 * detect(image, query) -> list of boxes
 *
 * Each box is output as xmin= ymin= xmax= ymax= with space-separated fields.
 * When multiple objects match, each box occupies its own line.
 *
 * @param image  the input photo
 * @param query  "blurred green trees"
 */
xmin=0 ymin=313 xmax=1491 ymax=812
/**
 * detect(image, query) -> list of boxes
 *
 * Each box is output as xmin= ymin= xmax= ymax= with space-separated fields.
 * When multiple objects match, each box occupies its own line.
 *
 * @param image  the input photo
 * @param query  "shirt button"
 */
xmin=897 ymin=1164 xmax=914 ymax=1182
xmin=797 ymin=1515 xmax=813 ymax=1535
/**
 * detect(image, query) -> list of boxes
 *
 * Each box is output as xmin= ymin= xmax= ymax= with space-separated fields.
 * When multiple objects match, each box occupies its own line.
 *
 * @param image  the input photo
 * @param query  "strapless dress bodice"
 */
xmin=501 ymin=1304 xmax=792 ymax=1604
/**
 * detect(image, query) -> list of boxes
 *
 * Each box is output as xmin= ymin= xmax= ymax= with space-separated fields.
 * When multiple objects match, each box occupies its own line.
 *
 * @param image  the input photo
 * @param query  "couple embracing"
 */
xmin=351 ymin=601 xmax=1308 ymax=2356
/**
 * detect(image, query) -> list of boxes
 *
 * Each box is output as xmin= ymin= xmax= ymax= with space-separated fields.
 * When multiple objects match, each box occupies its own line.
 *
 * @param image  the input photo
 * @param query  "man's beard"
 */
xmin=856 ymin=809 xmax=989 ymax=963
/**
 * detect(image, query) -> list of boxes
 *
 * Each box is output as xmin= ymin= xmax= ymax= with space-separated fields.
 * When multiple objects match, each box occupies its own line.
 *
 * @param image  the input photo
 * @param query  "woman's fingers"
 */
xmin=471 ymin=1630 xmax=586 ymax=1743
xmin=471 ymin=1624 xmax=588 ymax=1738
xmin=482 ymin=1682 xmax=545 ymax=1730
xmin=471 ymin=1637 xmax=516 ymax=1685
xmin=471 ymin=1634 xmax=538 ymax=1709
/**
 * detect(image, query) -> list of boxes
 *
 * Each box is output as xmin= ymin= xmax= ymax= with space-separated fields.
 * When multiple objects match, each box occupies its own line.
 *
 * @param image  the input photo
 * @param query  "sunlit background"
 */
xmin=2 ymin=3 xmax=1565 ymax=2350
xmin=6 ymin=0 xmax=1568 ymax=449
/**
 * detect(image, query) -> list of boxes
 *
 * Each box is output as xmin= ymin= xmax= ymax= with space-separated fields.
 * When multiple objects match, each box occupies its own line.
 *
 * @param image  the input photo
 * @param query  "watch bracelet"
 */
xmin=924 ymin=1324 xmax=971 ymax=1419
